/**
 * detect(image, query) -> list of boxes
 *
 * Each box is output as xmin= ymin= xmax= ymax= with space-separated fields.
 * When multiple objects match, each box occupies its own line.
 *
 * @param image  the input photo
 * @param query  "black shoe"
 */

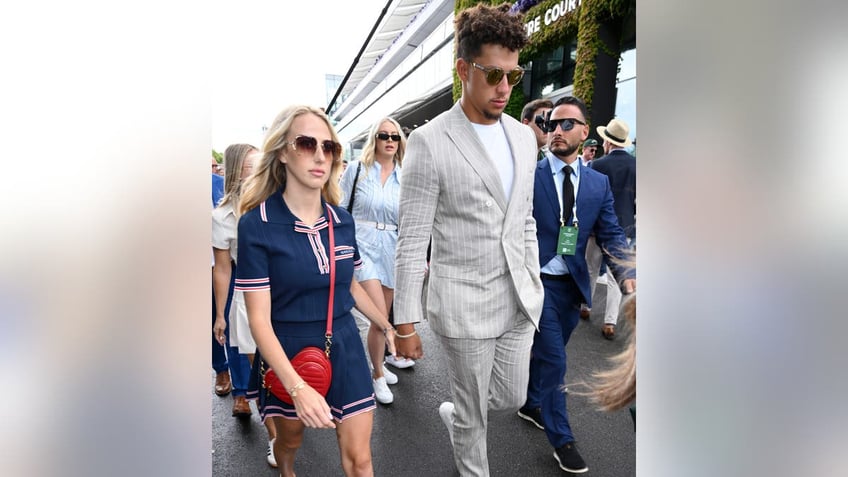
xmin=553 ymin=442 xmax=588 ymax=473
xmin=517 ymin=406 xmax=545 ymax=430
xmin=602 ymin=323 xmax=616 ymax=340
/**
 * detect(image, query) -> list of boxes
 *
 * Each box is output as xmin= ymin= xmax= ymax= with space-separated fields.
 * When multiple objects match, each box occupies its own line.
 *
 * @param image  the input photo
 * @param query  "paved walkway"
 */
xmin=212 ymin=294 xmax=635 ymax=476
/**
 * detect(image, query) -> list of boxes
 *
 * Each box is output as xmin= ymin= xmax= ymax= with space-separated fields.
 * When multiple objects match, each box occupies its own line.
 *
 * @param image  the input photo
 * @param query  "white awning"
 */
xmin=332 ymin=0 xmax=454 ymax=119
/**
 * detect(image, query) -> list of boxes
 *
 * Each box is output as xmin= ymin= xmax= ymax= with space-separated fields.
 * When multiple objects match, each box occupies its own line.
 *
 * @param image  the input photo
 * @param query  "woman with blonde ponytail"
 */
xmin=212 ymin=143 xmax=279 ymax=466
xmin=211 ymin=145 xmax=257 ymax=413
xmin=237 ymin=105 xmax=397 ymax=477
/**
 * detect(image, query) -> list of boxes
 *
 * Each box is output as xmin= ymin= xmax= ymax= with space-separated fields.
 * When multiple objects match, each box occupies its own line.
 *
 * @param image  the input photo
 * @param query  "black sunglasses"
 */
xmin=376 ymin=132 xmax=401 ymax=142
xmin=287 ymin=135 xmax=341 ymax=160
xmin=470 ymin=62 xmax=525 ymax=86
xmin=544 ymin=117 xmax=587 ymax=133
xmin=534 ymin=114 xmax=546 ymax=129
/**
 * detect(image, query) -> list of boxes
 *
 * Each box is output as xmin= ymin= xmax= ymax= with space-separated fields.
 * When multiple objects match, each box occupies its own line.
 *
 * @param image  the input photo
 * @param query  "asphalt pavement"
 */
xmin=212 ymin=289 xmax=635 ymax=476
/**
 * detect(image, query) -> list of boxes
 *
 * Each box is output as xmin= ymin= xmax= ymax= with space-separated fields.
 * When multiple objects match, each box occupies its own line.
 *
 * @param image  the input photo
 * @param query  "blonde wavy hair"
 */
xmin=357 ymin=117 xmax=406 ymax=176
xmin=239 ymin=105 xmax=343 ymax=216
xmin=572 ymin=255 xmax=636 ymax=412
xmin=586 ymin=292 xmax=636 ymax=412
xmin=218 ymin=143 xmax=256 ymax=214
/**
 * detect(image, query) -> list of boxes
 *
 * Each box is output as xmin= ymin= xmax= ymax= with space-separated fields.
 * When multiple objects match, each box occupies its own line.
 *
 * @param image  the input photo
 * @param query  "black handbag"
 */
xmin=346 ymin=161 xmax=362 ymax=213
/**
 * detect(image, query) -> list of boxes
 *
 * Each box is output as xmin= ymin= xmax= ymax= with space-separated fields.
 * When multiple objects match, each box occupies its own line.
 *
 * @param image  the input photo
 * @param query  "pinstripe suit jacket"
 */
xmin=394 ymin=101 xmax=543 ymax=338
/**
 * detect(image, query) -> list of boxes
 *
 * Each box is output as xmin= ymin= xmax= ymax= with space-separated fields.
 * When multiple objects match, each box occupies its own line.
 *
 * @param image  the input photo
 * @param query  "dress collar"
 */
xmin=260 ymin=188 xmax=341 ymax=231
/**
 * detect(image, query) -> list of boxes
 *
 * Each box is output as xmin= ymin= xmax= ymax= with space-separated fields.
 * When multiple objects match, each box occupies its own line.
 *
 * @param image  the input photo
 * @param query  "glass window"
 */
xmin=527 ymin=39 xmax=577 ymax=99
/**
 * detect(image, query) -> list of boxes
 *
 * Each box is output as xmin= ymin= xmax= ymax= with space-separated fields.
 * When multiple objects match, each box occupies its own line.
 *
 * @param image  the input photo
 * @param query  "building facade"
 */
xmin=330 ymin=0 xmax=636 ymax=159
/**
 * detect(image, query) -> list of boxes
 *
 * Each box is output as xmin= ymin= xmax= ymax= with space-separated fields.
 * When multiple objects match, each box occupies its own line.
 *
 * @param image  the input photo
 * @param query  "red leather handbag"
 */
xmin=261 ymin=205 xmax=336 ymax=405
xmin=263 ymin=346 xmax=332 ymax=405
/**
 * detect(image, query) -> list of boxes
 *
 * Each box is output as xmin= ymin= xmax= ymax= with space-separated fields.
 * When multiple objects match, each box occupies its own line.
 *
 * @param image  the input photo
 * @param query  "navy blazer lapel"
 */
xmin=444 ymin=103 xmax=508 ymax=212
xmin=575 ymin=163 xmax=599 ymax=221
xmin=537 ymin=157 xmax=560 ymax=222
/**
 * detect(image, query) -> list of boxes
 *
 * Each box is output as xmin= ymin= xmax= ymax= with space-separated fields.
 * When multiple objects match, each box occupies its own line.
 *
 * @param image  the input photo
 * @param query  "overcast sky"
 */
xmin=211 ymin=0 xmax=388 ymax=152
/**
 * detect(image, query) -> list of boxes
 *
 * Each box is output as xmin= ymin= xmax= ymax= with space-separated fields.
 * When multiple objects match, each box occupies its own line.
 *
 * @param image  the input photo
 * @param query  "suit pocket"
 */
xmin=430 ymin=262 xmax=507 ymax=282
xmin=430 ymin=263 xmax=476 ymax=283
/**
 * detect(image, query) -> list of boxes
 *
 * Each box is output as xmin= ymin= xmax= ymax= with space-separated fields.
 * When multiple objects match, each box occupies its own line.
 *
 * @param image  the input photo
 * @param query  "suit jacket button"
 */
xmin=485 ymin=200 xmax=492 ymax=207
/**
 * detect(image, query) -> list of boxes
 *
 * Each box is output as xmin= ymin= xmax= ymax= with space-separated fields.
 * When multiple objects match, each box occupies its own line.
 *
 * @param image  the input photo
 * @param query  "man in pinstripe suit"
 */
xmin=393 ymin=4 xmax=543 ymax=476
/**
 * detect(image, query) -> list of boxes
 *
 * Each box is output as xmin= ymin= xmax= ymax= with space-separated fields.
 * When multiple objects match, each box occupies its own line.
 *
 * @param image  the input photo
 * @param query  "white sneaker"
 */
xmin=439 ymin=401 xmax=455 ymax=445
xmin=373 ymin=376 xmax=394 ymax=404
xmin=385 ymin=355 xmax=415 ymax=369
xmin=381 ymin=365 xmax=398 ymax=384
xmin=266 ymin=438 xmax=277 ymax=468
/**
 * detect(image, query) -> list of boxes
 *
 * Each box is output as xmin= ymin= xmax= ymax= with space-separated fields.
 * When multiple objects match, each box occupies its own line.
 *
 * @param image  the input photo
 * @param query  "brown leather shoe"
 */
xmin=215 ymin=371 xmax=232 ymax=396
xmin=232 ymin=396 xmax=251 ymax=417
xmin=602 ymin=324 xmax=616 ymax=340
xmin=579 ymin=307 xmax=591 ymax=320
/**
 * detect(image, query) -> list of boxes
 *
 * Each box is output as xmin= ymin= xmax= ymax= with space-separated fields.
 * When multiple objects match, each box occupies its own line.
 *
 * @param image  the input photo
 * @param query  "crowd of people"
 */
xmin=211 ymin=3 xmax=636 ymax=476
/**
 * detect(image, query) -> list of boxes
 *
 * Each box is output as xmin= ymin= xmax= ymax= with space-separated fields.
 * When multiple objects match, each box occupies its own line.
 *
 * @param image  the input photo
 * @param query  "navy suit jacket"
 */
xmin=590 ymin=149 xmax=636 ymax=239
xmin=534 ymin=157 xmax=632 ymax=307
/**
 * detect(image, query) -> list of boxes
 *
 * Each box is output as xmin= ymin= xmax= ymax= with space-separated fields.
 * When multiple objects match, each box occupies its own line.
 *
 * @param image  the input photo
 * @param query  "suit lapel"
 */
xmin=575 ymin=163 xmax=597 ymax=222
xmin=502 ymin=117 xmax=529 ymax=215
xmin=444 ymin=103 xmax=508 ymax=212
xmin=537 ymin=157 xmax=560 ymax=221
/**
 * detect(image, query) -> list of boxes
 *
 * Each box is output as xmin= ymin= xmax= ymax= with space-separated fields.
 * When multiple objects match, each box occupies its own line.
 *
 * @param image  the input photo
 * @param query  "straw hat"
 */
xmin=596 ymin=118 xmax=632 ymax=147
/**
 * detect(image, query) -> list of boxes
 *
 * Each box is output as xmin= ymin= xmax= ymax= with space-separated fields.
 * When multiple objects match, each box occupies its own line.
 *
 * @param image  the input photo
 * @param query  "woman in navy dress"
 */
xmin=236 ymin=105 xmax=396 ymax=477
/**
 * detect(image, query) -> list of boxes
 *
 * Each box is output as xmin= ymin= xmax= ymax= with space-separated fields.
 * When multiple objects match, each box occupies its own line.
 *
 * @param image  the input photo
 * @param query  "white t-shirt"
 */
xmin=212 ymin=202 xmax=238 ymax=263
xmin=472 ymin=120 xmax=514 ymax=199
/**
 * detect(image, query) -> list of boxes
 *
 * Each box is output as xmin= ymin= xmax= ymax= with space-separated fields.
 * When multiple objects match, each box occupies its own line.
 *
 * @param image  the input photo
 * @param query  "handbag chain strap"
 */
xmin=325 ymin=203 xmax=335 ymax=357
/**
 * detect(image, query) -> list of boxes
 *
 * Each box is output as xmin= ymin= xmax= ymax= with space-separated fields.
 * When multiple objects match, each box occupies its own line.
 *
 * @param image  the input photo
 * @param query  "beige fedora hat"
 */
xmin=596 ymin=118 xmax=632 ymax=147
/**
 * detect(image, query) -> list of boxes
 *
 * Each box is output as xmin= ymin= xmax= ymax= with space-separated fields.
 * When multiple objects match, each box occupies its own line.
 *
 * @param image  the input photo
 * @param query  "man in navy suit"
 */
xmin=591 ymin=118 xmax=636 ymax=246
xmin=518 ymin=96 xmax=635 ymax=474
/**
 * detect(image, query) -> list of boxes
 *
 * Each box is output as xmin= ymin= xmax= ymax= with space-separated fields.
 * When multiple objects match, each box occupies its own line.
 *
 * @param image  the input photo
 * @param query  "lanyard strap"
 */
xmin=324 ymin=204 xmax=335 ymax=356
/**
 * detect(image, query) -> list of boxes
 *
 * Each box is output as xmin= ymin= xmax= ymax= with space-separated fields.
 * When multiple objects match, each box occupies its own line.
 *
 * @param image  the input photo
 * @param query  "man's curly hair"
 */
xmin=455 ymin=2 xmax=527 ymax=61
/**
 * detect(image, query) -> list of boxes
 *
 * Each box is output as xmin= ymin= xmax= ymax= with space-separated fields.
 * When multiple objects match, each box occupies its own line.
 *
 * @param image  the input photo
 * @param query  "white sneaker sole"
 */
xmin=382 ymin=365 xmax=398 ymax=384
xmin=266 ymin=439 xmax=277 ymax=468
xmin=375 ymin=394 xmax=394 ymax=404
xmin=385 ymin=356 xmax=416 ymax=369
xmin=553 ymin=450 xmax=588 ymax=473
xmin=439 ymin=402 xmax=455 ymax=445
xmin=373 ymin=378 xmax=394 ymax=404
xmin=516 ymin=409 xmax=545 ymax=430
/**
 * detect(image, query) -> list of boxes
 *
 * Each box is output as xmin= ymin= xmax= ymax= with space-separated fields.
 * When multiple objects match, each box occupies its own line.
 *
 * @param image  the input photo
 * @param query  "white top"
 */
xmin=211 ymin=202 xmax=238 ymax=262
xmin=472 ymin=120 xmax=514 ymax=199
xmin=211 ymin=200 xmax=256 ymax=352
xmin=339 ymin=160 xmax=401 ymax=288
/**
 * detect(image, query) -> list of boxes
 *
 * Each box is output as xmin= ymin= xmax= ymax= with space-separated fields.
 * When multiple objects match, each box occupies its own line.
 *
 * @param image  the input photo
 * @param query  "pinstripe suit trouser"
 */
xmin=436 ymin=312 xmax=535 ymax=477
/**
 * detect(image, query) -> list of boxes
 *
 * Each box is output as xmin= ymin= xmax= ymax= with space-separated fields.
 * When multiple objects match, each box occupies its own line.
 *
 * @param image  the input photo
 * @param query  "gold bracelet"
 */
xmin=395 ymin=329 xmax=417 ymax=339
xmin=288 ymin=380 xmax=307 ymax=397
xmin=383 ymin=326 xmax=396 ymax=336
